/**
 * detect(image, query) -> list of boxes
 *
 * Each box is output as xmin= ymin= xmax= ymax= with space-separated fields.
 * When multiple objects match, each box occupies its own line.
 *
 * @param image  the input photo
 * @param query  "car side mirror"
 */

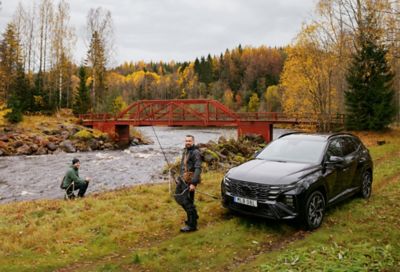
xmin=254 ymin=150 xmax=261 ymax=158
xmin=327 ymin=156 xmax=344 ymax=164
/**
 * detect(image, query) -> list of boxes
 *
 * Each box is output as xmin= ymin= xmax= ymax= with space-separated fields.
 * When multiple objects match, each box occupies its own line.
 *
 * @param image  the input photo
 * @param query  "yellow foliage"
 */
xmin=280 ymin=25 xmax=339 ymax=117
xmin=74 ymin=129 xmax=93 ymax=139
xmin=112 ymin=96 xmax=127 ymax=114
xmin=248 ymin=93 xmax=260 ymax=112
xmin=0 ymin=102 xmax=11 ymax=126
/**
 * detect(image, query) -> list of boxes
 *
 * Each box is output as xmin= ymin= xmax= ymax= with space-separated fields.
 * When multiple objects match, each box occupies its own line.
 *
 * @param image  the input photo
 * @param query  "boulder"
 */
xmin=61 ymin=130 xmax=70 ymax=140
xmin=16 ymin=144 xmax=32 ymax=155
xmin=131 ymin=138 xmax=140 ymax=146
xmin=202 ymin=149 xmax=220 ymax=163
xmin=0 ymin=134 xmax=9 ymax=142
xmin=0 ymin=141 xmax=7 ymax=149
xmin=32 ymin=135 xmax=44 ymax=144
xmin=103 ymin=143 xmax=113 ymax=149
xmin=218 ymin=136 xmax=227 ymax=144
xmin=60 ymin=140 xmax=76 ymax=153
xmin=13 ymin=140 xmax=24 ymax=148
xmin=46 ymin=142 xmax=57 ymax=151
xmin=30 ymin=144 xmax=39 ymax=153
xmin=35 ymin=146 xmax=48 ymax=155
xmin=88 ymin=138 xmax=99 ymax=150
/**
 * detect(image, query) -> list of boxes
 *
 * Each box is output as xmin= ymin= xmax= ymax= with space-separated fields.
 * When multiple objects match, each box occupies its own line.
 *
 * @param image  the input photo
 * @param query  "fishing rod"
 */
xmin=150 ymin=126 xmax=220 ymax=200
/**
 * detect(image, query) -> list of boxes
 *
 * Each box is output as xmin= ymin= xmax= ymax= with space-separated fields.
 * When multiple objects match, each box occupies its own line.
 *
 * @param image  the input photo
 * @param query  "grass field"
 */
xmin=0 ymin=130 xmax=399 ymax=271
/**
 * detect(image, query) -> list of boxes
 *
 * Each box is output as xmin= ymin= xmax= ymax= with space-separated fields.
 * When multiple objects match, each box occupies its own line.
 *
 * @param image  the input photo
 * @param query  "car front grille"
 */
xmin=224 ymin=178 xmax=282 ymax=202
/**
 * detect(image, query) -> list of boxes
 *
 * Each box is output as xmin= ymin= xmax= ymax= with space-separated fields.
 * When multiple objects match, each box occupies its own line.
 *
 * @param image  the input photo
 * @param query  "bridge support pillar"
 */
xmin=89 ymin=122 xmax=130 ymax=145
xmin=237 ymin=122 xmax=273 ymax=143
xmin=115 ymin=125 xmax=130 ymax=145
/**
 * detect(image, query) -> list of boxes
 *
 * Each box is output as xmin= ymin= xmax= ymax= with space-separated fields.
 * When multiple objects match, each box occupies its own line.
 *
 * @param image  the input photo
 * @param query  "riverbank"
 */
xmin=0 ymin=129 xmax=399 ymax=271
xmin=0 ymin=109 xmax=149 ymax=156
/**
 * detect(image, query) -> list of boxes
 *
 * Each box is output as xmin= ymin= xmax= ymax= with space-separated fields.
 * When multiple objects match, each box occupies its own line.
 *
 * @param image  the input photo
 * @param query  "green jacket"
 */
xmin=62 ymin=166 xmax=86 ymax=189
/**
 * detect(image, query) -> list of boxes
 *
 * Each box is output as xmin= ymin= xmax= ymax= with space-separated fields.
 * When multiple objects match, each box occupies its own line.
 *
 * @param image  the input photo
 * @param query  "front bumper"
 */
xmin=221 ymin=192 xmax=300 ymax=220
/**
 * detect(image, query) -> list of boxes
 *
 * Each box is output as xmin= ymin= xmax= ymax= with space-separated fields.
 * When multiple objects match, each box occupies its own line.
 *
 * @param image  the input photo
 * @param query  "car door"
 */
xmin=342 ymin=136 xmax=360 ymax=189
xmin=324 ymin=138 xmax=345 ymax=201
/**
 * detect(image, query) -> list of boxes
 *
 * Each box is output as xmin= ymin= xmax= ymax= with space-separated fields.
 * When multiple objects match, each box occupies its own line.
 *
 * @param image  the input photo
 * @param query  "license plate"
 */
xmin=234 ymin=196 xmax=257 ymax=207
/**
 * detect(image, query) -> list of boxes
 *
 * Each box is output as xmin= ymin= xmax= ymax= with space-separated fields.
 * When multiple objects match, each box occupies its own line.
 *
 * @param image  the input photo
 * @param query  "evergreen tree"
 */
xmin=12 ymin=64 xmax=33 ymax=112
xmin=5 ymin=93 xmax=22 ymax=123
xmin=345 ymin=11 xmax=396 ymax=130
xmin=73 ymin=66 xmax=90 ymax=114
xmin=0 ymin=23 xmax=21 ymax=101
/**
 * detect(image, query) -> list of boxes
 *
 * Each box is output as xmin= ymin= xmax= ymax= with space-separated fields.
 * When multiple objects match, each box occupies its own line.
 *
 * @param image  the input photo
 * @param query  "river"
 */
xmin=0 ymin=127 xmax=290 ymax=204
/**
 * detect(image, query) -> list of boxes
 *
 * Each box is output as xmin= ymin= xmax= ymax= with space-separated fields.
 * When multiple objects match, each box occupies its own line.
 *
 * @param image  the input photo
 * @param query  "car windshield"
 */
xmin=256 ymin=138 xmax=327 ymax=164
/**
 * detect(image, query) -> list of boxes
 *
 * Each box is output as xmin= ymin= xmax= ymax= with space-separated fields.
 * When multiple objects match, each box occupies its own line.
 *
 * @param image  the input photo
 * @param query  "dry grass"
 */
xmin=0 ymin=124 xmax=400 ymax=271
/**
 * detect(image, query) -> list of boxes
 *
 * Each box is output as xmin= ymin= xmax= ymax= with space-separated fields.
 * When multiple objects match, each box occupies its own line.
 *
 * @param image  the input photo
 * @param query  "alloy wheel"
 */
xmin=361 ymin=172 xmax=372 ymax=199
xmin=306 ymin=191 xmax=325 ymax=230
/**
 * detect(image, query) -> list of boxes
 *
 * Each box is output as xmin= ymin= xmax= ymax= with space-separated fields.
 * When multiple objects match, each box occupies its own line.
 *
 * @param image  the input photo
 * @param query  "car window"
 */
xmin=342 ymin=137 xmax=358 ymax=155
xmin=327 ymin=138 xmax=343 ymax=157
xmin=256 ymin=138 xmax=326 ymax=164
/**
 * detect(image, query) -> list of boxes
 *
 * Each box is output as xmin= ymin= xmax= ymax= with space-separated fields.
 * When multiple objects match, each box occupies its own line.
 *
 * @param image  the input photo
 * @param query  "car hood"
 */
xmin=227 ymin=159 xmax=319 ymax=185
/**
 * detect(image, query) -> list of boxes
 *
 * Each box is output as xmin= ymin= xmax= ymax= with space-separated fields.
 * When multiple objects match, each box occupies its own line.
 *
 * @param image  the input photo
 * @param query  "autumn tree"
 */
xmin=222 ymin=88 xmax=234 ymax=109
xmin=280 ymin=25 xmax=339 ymax=131
xmin=264 ymin=85 xmax=282 ymax=112
xmin=345 ymin=6 xmax=396 ymax=130
xmin=248 ymin=92 xmax=260 ymax=112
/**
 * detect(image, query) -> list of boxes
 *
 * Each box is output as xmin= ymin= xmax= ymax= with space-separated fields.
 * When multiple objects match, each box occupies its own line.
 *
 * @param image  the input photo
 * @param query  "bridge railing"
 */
xmin=79 ymin=113 xmax=114 ymax=121
xmin=79 ymin=112 xmax=345 ymax=125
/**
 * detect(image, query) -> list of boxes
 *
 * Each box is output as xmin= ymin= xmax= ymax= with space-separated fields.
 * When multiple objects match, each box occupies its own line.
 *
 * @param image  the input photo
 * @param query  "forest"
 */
xmin=0 ymin=0 xmax=399 ymax=131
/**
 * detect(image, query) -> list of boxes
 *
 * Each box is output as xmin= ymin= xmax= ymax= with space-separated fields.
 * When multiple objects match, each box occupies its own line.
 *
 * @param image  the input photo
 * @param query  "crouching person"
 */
xmin=61 ymin=158 xmax=91 ymax=199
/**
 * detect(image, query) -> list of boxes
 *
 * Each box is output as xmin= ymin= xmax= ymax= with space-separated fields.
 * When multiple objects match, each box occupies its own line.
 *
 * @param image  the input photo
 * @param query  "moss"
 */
xmin=73 ymin=129 xmax=93 ymax=140
xmin=233 ymin=155 xmax=246 ymax=164
xmin=92 ymin=129 xmax=108 ymax=140
xmin=205 ymin=149 xmax=220 ymax=160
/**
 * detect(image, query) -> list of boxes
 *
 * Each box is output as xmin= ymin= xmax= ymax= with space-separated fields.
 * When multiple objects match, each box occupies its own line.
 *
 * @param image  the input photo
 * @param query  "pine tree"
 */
xmin=5 ymin=93 xmax=23 ymax=123
xmin=345 ymin=11 xmax=396 ymax=130
xmin=0 ymin=23 xmax=21 ymax=101
xmin=12 ymin=64 xmax=33 ymax=112
xmin=73 ymin=66 xmax=90 ymax=114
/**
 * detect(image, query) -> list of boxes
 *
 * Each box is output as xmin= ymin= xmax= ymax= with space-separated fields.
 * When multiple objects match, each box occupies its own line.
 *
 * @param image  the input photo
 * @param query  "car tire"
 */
xmin=302 ymin=191 xmax=325 ymax=230
xmin=360 ymin=171 xmax=372 ymax=199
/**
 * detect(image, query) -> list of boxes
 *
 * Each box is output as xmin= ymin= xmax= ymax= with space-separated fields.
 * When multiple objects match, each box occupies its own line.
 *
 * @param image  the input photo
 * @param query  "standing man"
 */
xmin=61 ymin=158 xmax=91 ymax=199
xmin=175 ymin=135 xmax=202 ymax=232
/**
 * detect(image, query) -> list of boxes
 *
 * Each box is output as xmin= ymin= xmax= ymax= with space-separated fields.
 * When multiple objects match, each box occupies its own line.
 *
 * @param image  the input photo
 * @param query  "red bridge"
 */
xmin=79 ymin=99 xmax=344 ymax=144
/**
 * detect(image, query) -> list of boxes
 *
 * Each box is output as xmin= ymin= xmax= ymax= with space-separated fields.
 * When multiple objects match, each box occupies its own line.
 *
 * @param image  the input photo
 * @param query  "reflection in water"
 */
xmin=0 ymin=127 xmax=289 ymax=203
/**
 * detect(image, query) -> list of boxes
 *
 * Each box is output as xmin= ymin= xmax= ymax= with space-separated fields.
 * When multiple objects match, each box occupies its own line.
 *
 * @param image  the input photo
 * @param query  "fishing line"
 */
xmin=150 ymin=125 xmax=220 ymax=200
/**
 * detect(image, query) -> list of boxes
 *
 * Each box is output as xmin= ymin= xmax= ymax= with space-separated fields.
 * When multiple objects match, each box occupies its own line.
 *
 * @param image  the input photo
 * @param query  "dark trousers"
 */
xmin=174 ymin=179 xmax=198 ymax=228
xmin=66 ymin=181 xmax=89 ymax=198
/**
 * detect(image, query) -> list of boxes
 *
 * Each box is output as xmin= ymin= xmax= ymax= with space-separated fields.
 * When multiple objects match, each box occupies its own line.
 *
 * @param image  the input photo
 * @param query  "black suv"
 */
xmin=221 ymin=133 xmax=373 ymax=229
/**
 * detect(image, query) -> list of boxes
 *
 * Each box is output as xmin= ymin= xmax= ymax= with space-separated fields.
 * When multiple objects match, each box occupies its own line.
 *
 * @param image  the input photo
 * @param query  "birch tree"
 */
xmin=86 ymin=7 xmax=114 ymax=111
xmin=50 ymin=0 xmax=75 ymax=108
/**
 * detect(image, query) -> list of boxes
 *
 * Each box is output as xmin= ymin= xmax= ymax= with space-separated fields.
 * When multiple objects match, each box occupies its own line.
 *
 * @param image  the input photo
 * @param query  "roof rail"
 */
xmin=278 ymin=131 xmax=304 ymax=139
xmin=327 ymin=132 xmax=355 ymax=139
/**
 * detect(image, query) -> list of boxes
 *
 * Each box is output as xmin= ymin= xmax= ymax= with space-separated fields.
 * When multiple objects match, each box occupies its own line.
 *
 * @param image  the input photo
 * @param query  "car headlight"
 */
xmin=223 ymin=176 xmax=231 ymax=186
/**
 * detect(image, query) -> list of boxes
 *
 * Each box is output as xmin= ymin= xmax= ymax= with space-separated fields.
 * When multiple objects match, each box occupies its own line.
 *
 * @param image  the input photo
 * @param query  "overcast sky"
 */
xmin=0 ymin=0 xmax=317 ymax=66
